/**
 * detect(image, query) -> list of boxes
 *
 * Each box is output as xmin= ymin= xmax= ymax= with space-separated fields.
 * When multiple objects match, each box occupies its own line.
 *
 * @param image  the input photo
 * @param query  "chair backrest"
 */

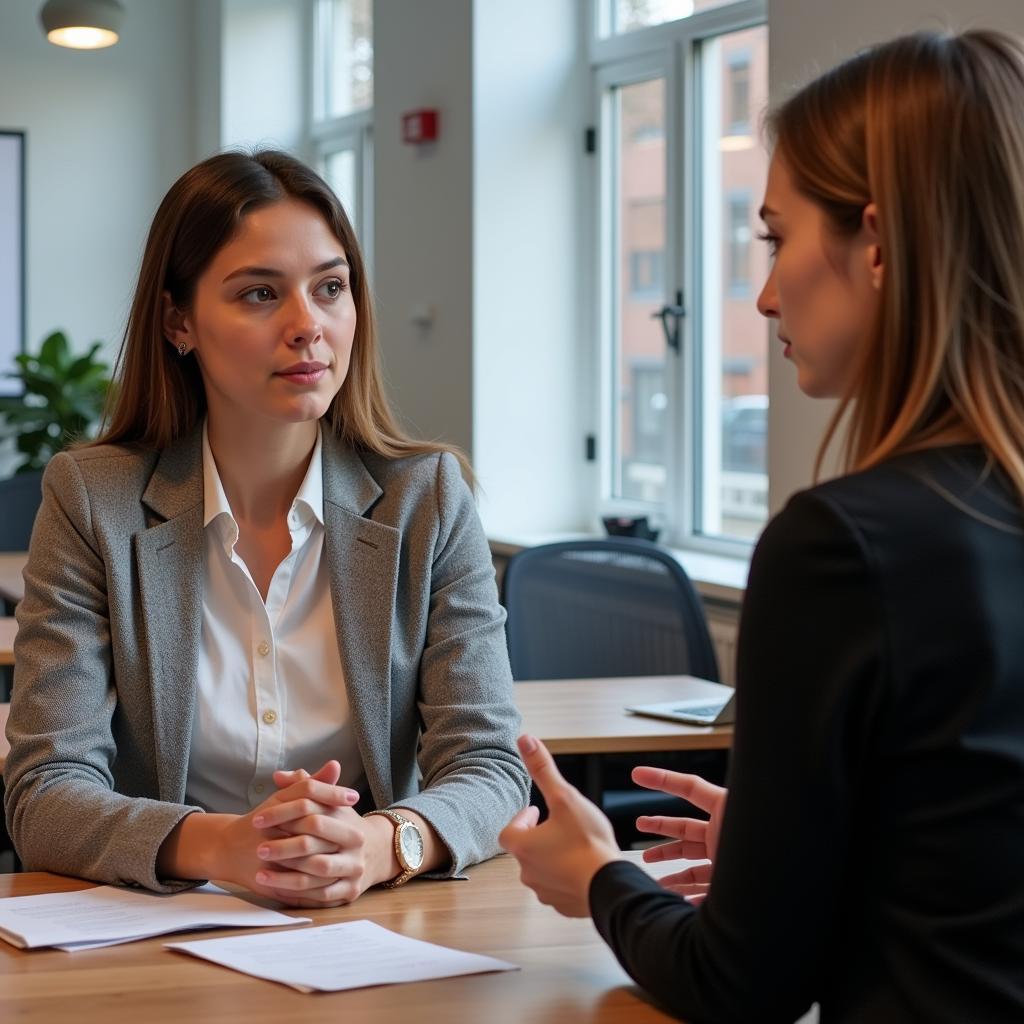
xmin=503 ymin=538 xmax=719 ymax=682
xmin=0 ymin=471 xmax=44 ymax=552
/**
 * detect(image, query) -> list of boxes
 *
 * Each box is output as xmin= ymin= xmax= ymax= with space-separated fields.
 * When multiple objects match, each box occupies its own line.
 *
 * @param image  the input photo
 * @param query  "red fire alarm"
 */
xmin=402 ymin=109 xmax=439 ymax=144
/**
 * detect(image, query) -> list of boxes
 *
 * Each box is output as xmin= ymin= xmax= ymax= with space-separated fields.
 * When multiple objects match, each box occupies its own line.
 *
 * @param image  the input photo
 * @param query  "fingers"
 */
xmin=636 ymin=814 xmax=709 ymax=859
xmin=256 ymin=854 xmax=362 ymax=892
xmin=257 ymin=833 xmax=339 ymax=863
xmin=253 ymin=781 xmax=358 ymax=828
xmin=658 ymin=862 xmax=713 ymax=887
xmin=516 ymin=735 xmax=570 ymax=803
xmin=498 ymin=806 xmax=541 ymax=852
xmin=267 ymin=876 xmax=362 ymax=908
xmin=273 ymin=760 xmax=343 ymax=790
xmin=662 ymin=885 xmax=709 ymax=905
xmin=641 ymin=837 xmax=709 ymax=862
xmin=631 ymin=767 xmax=726 ymax=811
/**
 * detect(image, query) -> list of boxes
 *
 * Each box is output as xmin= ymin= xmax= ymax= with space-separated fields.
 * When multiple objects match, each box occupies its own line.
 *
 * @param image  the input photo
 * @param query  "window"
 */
xmin=727 ymin=53 xmax=750 ymax=132
xmin=602 ymin=0 xmax=743 ymax=36
xmin=312 ymin=0 xmax=373 ymax=262
xmin=726 ymin=191 xmax=751 ymax=294
xmin=592 ymin=1 xmax=768 ymax=548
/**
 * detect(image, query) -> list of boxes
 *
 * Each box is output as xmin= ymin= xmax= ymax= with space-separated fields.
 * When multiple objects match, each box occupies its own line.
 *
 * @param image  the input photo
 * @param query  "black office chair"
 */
xmin=503 ymin=538 xmax=726 ymax=847
xmin=0 ymin=470 xmax=43 ymax=553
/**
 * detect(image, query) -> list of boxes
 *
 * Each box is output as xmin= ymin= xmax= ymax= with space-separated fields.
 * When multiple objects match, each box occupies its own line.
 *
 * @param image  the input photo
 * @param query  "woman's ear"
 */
xmin=862 ymin=202 xmax=884 ymax=291
xmin=161 ymin=291 xmax=192 ymax=354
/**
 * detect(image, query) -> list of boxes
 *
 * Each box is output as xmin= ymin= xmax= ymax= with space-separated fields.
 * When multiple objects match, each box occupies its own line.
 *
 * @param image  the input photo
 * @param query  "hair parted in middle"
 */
xmin=92 ymin=149 xmax=468 ymax=476
xmin=766 ymin=29 xmax=1024 ymax=504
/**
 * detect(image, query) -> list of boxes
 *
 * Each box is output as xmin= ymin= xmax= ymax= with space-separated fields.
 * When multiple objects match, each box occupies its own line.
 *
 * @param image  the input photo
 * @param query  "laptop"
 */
xmin=626 ymin=684 xmax=736 ymax=726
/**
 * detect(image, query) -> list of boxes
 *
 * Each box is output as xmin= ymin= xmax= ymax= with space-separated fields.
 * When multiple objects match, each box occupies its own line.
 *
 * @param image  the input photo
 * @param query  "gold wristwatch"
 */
xmin=365 ymin=809 xmax=425 ymax=888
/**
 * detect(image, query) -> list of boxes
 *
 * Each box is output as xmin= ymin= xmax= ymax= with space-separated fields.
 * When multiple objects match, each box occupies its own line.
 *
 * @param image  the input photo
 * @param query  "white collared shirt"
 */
xmin=185 ymin=424 xmax=364 ymax=814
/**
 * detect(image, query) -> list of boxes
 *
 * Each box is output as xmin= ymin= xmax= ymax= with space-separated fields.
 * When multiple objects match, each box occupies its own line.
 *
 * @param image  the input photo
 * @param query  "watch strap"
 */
xmin=365 ymin=809 xmax=419 ymax=888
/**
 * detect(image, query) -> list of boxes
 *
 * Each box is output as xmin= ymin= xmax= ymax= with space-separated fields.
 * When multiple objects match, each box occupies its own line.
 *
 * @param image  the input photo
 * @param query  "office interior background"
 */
xmin=1 ymin=0 xmax=1022 ymax=670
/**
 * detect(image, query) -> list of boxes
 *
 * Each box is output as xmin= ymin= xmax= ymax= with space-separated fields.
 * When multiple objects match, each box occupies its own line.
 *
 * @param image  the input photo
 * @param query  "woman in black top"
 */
xmin=500 ymin=29 xmax=1024 ymax=1023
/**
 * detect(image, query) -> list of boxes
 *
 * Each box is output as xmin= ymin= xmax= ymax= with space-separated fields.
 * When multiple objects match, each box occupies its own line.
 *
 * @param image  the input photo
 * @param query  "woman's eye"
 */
xmin=241 ymin=286 xmax=275 ymax=304
xmin=317 ymin=278 xmax=346 ymax=299
xmin=756 ymin=231 xmax=780 ymax=257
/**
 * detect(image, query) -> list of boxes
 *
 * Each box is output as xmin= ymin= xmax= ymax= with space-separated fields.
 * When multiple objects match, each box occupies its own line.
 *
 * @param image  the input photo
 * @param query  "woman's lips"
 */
xmin=276 ymin=363 xmax=328 ymax=385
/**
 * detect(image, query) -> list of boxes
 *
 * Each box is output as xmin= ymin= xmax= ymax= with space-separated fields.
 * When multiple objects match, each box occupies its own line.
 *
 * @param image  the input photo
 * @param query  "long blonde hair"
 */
xmin=90 ymin=150 xmax=470 ymax=477
xmin=767 ymin=30 xmax=1024 ymax=501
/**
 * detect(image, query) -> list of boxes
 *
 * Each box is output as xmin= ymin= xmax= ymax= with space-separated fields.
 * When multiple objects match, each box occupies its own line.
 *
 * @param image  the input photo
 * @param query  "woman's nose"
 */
xmin=284 ymin=293 xmax=322 ymax=346
xmin=756 ymin=270 xmax=779 ymax=320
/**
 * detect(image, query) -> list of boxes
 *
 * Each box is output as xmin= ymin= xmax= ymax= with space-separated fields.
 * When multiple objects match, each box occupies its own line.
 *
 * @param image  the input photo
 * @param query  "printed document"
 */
xmin=167 ymin=919 xmax=518 ymax=992
xmin=0 ymin=883 xmax=307 ymax=951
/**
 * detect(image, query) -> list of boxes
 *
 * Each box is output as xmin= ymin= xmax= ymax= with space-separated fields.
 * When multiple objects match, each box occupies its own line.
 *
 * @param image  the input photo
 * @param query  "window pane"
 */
xmin=320 ymin=0 xmax=372 ymax=119
xmin=608 ymin=0 xmax=738 ymax=35
xmin=612 ymin=77 xmax=668 ymax=505
xmin=696 ymin=24 xmax=769 ymax=541
xmin=324 ymin=149 xmax=357 ymax=229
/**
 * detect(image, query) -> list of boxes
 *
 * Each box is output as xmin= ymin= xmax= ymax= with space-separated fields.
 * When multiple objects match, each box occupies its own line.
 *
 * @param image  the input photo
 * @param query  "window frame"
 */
xmin=309 ymin=0 xmax=374 ymax=271
xmin=588 ymin=0 xmax=767 ymax=557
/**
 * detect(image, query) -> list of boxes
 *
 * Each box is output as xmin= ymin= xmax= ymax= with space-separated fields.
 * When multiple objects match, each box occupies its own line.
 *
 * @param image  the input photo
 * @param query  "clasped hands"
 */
xmin=499 ymin=735 xmax=726 ymax=918
xmin=205 ymin=760 xmax=396 ymax=908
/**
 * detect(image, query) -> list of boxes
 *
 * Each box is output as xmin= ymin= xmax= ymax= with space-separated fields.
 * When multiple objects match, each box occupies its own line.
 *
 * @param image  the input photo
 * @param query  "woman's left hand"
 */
xmin=499 ymin=735 xmax=621 ymax=918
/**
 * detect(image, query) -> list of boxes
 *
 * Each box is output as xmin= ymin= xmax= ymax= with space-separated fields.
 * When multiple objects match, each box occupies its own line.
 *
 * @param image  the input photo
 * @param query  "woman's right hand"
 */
xmin=631 ymin=766 xmax=728 ymax=905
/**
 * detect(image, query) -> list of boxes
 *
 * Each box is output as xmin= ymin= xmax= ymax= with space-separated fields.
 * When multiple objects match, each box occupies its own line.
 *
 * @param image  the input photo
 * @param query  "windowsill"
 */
xmin=488 ymin=531 xmax=749 ymax=608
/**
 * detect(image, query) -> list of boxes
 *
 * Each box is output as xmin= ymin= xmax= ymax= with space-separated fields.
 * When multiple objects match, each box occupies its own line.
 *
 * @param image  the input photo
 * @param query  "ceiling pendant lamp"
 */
xmin=39 ymin=0 xmax=125 ymax=50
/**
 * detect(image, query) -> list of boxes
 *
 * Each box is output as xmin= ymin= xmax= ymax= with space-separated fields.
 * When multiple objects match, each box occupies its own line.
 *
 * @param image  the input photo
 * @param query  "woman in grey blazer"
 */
xmin=4 ymin=150 xmax=528 ymax=904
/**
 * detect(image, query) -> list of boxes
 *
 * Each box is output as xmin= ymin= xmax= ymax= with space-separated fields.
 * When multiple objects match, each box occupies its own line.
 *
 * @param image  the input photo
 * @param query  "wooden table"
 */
xmin=0 ymin=853 xmax=677 ymax=1023
xmin=0 ymin=552 xmax=26 ymax=607
xmin=515 ymin=675 xmax=733 ymax=755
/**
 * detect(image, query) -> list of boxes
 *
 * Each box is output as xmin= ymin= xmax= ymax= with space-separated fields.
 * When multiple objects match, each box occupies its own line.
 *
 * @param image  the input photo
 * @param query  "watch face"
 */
xmin=399 ymin=822 xmax=425 ymax=870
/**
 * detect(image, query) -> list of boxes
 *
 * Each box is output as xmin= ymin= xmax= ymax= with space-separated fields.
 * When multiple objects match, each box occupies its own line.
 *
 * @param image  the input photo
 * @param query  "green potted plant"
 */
xmin=0 ymin=330 xmax=111 ymax=474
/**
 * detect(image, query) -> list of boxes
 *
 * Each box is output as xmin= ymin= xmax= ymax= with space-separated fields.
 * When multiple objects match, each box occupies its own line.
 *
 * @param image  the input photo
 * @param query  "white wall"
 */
xmin=472 ymin=0 xmax=591 ymax=534
xmin=0 ymin=0 xmax=197 ymax=369
xmin=372 ymin=0 xmax=475 ymax=454
xmin=766 ymin=0 xmax=1024 ymax=513
xmin=221 ymin=0 xmax=308 ymax=155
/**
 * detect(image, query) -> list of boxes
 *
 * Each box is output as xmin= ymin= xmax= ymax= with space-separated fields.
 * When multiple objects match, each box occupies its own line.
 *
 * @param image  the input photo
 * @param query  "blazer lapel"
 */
xmin=321 ymin=433 xmax=400 ymax=809
xmin=135 ymin=429 xmax=205 ymax=803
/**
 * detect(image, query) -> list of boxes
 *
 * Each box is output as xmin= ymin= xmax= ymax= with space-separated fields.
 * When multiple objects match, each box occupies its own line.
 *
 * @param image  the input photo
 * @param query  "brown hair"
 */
xmin=767 ymin=30 xmax=1024 ymax=501
xmin=91 ymin=149 xmax=470 ymax=476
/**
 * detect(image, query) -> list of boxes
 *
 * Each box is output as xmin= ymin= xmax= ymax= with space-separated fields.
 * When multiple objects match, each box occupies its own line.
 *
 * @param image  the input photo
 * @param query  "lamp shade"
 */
xmin=39 ymin=0 xmax=125 ymax=49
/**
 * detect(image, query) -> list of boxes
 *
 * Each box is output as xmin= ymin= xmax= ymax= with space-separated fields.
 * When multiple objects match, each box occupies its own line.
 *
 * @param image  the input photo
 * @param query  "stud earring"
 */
xmin=177 ymin=341 xmax=188 ymax=357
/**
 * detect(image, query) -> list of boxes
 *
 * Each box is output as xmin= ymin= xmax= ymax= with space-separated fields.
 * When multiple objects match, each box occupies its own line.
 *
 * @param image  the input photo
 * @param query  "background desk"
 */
xmin=515 ymin=675 xmax=733 ymax=755
xmin=0 ymin=553 xmax=26 ymax=608
xmin=0 ymin=853 xmax=678 ymax=1024
xmin=515 ymin=675 xmax=733 ymax=807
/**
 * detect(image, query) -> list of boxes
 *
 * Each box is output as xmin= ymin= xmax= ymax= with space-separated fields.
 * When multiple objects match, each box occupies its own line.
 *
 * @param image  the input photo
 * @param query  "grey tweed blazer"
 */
xmin=4 ymin=427 xmax=528 ymax=892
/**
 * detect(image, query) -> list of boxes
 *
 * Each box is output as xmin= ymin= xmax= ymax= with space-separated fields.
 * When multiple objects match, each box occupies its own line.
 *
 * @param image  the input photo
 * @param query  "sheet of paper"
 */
xmin=0 ymin=882 xmax=309 ymax=951
xmin=167 ymin=919 xmax=519 ymax=992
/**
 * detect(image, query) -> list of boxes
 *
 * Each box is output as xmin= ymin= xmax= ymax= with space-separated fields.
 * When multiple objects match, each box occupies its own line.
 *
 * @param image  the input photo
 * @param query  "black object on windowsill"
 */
xmin=602 ymin=515 xmax=660 ymax=542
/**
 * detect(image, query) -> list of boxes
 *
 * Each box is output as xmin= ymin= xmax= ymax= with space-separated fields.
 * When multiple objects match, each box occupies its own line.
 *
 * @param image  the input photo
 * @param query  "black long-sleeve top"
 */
xmin=591 ymin=446 xmax=1024 ymax=1023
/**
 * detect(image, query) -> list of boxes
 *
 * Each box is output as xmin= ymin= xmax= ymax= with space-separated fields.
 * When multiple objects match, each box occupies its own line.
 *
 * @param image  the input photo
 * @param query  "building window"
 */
xmin=727 ymin=54 xmax=750 ymax=133
xmin=313 ymin=0 xmax=374 ymax=263
xmin=593 ymin=2 xmax=768 ymax=546
xmin=726 ymin=191 xmax=751 ymax=295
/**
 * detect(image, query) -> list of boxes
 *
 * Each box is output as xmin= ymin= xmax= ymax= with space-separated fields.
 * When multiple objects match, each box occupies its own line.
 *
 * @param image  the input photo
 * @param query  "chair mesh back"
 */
xmin=504 ymin=541 xmax=719 ymax=682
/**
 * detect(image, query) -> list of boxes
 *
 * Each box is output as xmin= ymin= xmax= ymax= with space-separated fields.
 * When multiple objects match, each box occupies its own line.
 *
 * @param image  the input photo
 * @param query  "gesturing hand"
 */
xmin=631 ymin=766 xmax=728 ymax=905
xmin=499 ymin=735 xmax=621 ymax=918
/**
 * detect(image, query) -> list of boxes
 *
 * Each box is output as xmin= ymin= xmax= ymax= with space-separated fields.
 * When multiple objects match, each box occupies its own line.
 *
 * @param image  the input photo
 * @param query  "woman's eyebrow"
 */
xmin=222 ymin=257 xmax=349 ymax=284
xmin=758 ymin=204 xmax=779 ymax=222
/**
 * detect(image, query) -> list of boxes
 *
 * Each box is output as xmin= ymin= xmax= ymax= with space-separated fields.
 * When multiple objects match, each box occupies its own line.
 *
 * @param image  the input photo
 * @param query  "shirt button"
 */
xmin=253 ymin=783 xmax=265 ymax=794
xmin=257 ymin=641 xmax=270 ymax=657
xmin=263 ymin=710 xmax=278 ymax=725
